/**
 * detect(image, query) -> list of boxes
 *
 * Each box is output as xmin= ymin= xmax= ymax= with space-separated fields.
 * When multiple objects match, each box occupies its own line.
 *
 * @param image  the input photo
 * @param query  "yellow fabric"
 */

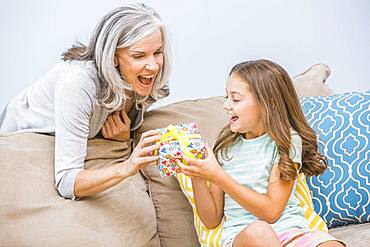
xmin=296 ymin=173 xmax=328 ymax=232
xmin=176 ymin=172 xmax=222 ymax=247
xmin=175 ymin=172 xmax=327 ymax=247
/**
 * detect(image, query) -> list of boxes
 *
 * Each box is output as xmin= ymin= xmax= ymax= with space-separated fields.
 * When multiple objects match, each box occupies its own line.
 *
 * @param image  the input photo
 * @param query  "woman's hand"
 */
xmin=178 ymin=144 xmax=224 ymax=184
xmin=102 ymin=109 xmax=131 ymax=141
xmin=125 ymin=130 xmax=161 ymax=177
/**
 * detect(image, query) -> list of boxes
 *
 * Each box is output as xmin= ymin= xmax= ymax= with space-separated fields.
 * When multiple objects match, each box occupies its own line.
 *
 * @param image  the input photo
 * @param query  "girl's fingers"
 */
xmin=180 ymin=169 xmax=201 ymax=179
xmin=180 ymin=152 xmax=197 ymax=165
xmin=181 ymin=153 xmax=201 ymax=167
xmin=177 ymin=159 xmax=197 ymax=173
xmin=177 ymin=159 xmax=186 ymax=169
xmin=181 ymin=153 xmax=190 ymax=163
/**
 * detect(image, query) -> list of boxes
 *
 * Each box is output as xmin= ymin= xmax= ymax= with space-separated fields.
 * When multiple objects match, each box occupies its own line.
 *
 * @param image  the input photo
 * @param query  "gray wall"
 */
xmin=0 ymin=0 xmax=369 ymax=110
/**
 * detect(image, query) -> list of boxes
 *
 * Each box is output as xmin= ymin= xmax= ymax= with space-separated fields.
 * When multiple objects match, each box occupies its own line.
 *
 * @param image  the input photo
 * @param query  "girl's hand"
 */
xmin=178 ymin=144 xmax=224 ymax=183
xmin=125 ymin=130 xmax=161 ymax=177
xmin=102 ymin=109 xmax=131 ymax=141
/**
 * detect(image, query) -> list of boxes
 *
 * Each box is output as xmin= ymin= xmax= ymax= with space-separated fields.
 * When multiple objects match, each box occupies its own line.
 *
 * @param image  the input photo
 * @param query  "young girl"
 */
xmin=178 ymin=60 xmax=345 ymax=247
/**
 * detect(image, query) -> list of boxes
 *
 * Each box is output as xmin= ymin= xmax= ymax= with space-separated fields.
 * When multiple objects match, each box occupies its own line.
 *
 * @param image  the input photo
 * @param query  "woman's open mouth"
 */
xmin=138 ymin=75 xmax=155 ymax=87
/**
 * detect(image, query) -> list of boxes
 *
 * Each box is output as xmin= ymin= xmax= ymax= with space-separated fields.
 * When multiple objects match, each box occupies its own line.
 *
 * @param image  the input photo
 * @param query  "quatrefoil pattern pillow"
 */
xmin=301 ymin=91 xmax=370 ymax=228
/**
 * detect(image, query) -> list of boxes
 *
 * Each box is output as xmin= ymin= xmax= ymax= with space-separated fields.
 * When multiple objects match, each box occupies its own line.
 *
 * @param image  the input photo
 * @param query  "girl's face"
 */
xmin=115 ymin=28 xmax=164 ymax=97
xmin=224 ymin=73 xmax=265 ymax=139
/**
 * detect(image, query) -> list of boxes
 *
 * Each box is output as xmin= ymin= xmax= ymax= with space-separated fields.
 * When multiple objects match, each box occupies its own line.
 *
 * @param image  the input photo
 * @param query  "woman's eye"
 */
xmin=131 ymin=53 xmax=144 ymax=58
xmin=232 ymin=99 xmax=240 ymax=102
xmin=154 ymin=51 xmax=163 ymax=56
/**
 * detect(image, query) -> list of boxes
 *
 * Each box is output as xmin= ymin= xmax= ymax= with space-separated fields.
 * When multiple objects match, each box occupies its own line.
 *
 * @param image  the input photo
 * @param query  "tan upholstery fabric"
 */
xmin=329 ymin=223 xmax=370 ymax=247
xmin=0 ymin=133 xmax=159 ymax=247
xmin=136 ymin=64 xmax=336 ymax=246
xmin=139 ymin=97 xmax=228 ymax=247
xmin=292 ymin=63 xmax=334 ymax=97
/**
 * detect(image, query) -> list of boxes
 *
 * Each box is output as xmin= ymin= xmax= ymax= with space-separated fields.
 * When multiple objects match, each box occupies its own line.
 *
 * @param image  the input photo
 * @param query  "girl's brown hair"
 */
xmin=213 ymin=59 xmax=327 ymax=180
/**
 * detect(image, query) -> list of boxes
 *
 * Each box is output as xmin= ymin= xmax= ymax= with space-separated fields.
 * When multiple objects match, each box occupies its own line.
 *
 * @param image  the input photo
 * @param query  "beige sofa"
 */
xmin=0 ymin=64 xmax=368 ymax=246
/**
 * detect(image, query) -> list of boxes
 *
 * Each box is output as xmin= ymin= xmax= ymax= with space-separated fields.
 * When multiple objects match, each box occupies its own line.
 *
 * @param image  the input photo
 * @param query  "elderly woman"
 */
xmin=0 ymin=3 xmax=170 ymax=200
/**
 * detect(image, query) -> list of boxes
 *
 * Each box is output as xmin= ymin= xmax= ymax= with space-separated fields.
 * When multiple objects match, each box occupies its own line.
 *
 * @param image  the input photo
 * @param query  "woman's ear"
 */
xmin=114 ymin=55 xmax=118 ymax=67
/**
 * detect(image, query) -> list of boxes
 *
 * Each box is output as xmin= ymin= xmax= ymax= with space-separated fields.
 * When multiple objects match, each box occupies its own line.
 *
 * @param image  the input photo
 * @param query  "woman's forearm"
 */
xmin=74 ymin=160 xmax=132 ymax=198
xmin=73 ymin=129 xmax=161 ymax=198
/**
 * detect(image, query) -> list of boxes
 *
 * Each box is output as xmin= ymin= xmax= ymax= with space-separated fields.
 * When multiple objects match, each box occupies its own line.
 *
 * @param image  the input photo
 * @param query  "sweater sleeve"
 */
xmin=54 ymin=64 xmax=95 ymax=200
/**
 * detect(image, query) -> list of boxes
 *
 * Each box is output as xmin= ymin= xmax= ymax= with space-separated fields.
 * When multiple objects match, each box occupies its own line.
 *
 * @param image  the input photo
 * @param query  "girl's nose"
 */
xmin=223 ymin=99 xmax=231 ymax=110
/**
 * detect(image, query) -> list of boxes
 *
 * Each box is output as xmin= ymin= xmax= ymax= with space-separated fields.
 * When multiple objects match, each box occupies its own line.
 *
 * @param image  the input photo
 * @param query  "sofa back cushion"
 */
xmin=292 ymin=63 xmax=333 ymax=97
xmin=138 ymin=97 xmax=228 ymax=247
xmin=301 ymin=91 xmax=370 ymax=228
xmin=0 ymin=134 xmax=160 ymax=247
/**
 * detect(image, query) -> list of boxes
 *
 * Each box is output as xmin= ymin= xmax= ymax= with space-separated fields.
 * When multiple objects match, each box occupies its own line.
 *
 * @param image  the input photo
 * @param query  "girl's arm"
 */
xmin=181 ymin=145 xmax=295 ymax=224
xmin=191 ymin=179 xmax=224 ymax=229
xmin=216 ymin=163 xmax=295 ymax=223
xmin=178 ymin=144 xmax=225 ymax=228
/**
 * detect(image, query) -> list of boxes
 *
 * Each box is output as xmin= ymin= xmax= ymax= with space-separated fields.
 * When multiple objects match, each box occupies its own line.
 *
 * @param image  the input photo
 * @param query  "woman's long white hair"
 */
xmin=62 ymin=3 xmax=171 ymax=111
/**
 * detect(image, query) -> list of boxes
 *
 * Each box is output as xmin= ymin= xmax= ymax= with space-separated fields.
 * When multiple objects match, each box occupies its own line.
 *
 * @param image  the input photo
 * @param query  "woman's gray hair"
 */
xmin=62 ymin=3 xmax=171 ymax=111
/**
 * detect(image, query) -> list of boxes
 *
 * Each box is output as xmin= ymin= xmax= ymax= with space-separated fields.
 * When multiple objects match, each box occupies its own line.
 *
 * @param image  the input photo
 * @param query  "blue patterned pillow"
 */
xmin=300 ymin=91 xmax=370 ymax=228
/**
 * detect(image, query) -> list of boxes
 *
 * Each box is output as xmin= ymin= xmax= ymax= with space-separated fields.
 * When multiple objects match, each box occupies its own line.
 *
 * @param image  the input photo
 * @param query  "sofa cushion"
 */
xmin=139 ymin=97 xmax=228 ymax=247
xmin=136 ymin=63 xmax=334 ymax=246
xmin=0 ymin=133 xmax=160 ymax=247
xmin=292 ymin=63 xmax=333 ymax=97
xmin=329 ymin=222 xmax=370 ymax=247
xmin=301 ymin=91 xmax=370 ymax=228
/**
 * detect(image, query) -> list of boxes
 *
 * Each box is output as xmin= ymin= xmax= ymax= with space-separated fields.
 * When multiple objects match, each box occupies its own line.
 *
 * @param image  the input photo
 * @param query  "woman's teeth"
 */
xmin=138 ymin=75 xmax=154 ymax=85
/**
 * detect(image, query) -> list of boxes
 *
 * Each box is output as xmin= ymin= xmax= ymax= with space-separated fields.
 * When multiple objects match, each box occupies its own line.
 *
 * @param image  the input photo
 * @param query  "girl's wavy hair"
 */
xmin=62 ymin=3 xmax=171 ymax=111
xmin=213 ymin=59 xmax=327 ymax=180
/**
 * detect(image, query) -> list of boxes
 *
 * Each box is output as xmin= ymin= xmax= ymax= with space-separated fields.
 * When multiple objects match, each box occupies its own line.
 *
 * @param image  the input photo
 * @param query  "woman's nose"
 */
xmin=145 ymin=57 xmax=159 ymax=71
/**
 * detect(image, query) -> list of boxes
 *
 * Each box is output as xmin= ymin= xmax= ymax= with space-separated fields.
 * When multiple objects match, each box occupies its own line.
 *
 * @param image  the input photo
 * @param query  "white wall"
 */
xmin=0 ymin=0 xmax=369 ymax=111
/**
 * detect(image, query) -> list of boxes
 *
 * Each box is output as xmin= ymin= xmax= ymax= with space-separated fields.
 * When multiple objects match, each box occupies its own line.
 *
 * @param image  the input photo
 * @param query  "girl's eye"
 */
xmin=133 ymin=55 xmax=143 ymax=59
xmin=232 ymin=99 xmax=240 ymax=102
xmin=154 ymin=51 xmax=163 ymax=55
